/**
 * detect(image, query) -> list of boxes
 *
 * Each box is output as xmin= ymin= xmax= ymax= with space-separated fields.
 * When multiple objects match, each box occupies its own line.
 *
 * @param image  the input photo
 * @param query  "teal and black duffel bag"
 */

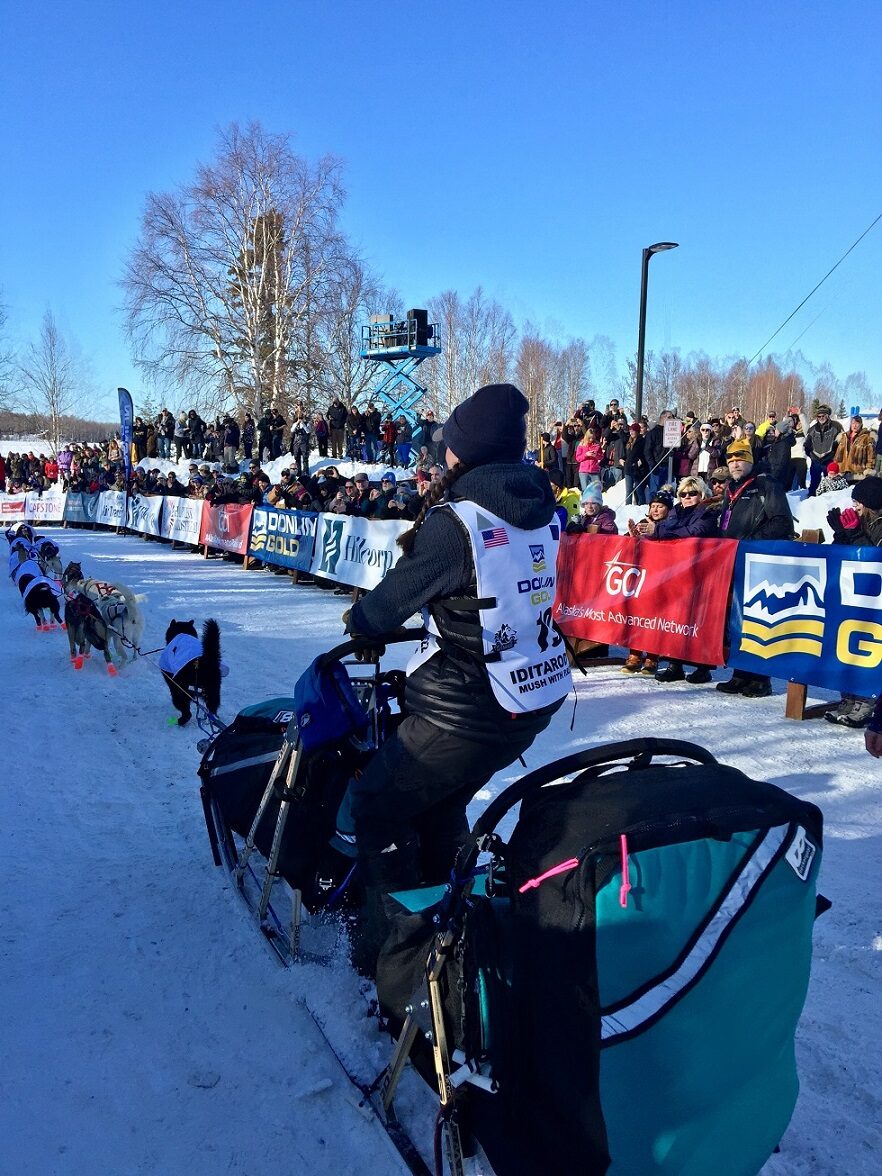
xmin=382 ymin=739 xmax=825 ymax=1176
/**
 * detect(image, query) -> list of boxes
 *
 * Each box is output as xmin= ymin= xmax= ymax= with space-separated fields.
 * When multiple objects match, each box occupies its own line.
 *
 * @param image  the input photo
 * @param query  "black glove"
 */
xmin=826 ymin=506 xmax=845 ymax=535
xmin=342 ymin=608 xmax=384 ymax=663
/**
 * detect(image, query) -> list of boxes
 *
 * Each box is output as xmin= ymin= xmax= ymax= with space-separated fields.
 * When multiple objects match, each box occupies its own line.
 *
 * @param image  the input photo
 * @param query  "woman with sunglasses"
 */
xmin=644 ymin=476 xmax=719 ymax=685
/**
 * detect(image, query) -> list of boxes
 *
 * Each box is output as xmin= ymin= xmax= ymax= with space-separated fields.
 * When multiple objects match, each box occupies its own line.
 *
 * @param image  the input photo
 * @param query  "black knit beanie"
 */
xmin=852 ymin=476 xmax=882 ymax=511
xmin=442 ymin=383 xmax=529 ymax=466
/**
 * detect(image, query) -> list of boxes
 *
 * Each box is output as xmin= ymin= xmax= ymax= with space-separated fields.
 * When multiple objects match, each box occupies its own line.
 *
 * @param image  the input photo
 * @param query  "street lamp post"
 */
xmin=635 ymin=241 xmax=679 ymax=424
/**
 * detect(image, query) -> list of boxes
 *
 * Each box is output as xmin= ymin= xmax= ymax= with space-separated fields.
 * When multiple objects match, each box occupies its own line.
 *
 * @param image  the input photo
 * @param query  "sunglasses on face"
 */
xmin=679 ymin=490 xmax=701 ymax=498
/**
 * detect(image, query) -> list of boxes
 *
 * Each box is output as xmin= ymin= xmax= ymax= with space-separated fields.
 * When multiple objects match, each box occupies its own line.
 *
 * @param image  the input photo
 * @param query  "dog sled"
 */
xmin=198 ymin=633 xmax=412 ymax=964
xmin=377 ymin=738 xmax=826 ymax=1176
xmin=199 ymin=636 xmax=826 ymax=1175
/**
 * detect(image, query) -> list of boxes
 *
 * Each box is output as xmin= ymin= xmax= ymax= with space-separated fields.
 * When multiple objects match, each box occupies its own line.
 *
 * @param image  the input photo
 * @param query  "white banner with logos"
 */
xmin=160 ymin=496 xmax=205 ymax=544
xmin=94 ymin=490 xmax=127 ymax=528
xmin=25 ymin=488 xmax=67 ymax=523
xmin=126 ymin=493 xmax=163 ymax=536
xmin=310 ymin=514 xmax=407 ymax=590
xmin=0 ymin=494 xmax=28 ymax=523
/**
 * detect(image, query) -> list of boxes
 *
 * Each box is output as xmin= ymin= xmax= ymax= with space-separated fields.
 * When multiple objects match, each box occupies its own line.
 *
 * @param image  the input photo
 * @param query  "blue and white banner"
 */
xmin=728 ymin=540 xmax=882 ymax=696
xmin=126 ymin=493 xmax=163 ymax=536
xmin=118 ymin=387 xmax=134 ymax=482
xmin=248 ymin=507 xmax=318 ymax=572
xmin=63 ymin=492 xmax=102 ymax=524
xmin=310 ymin=515 xmax=407 ymax=590
xmin=95 ymin=490 xmax=127 ymax=528
xmin=160 ymin=496 xmax=204 ymax=544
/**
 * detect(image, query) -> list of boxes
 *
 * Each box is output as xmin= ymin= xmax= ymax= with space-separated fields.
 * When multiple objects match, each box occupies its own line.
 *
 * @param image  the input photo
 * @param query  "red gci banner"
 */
xmin=199 ymin=502 xmax=253 ymax=555
xmin=554 ymin=533 xmax=738 ymax=664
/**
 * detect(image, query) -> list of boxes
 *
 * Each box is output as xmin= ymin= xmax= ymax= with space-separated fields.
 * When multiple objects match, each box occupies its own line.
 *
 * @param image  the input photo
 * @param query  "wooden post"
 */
xmin=785 ymin=681 xmax=829 ymax=721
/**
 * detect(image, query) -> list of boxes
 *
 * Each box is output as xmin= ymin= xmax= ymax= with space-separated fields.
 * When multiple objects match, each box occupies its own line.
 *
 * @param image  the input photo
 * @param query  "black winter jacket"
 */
xmin=655 ymin=503 xmax=719 ymax=539
xmin=350 ymin=463 xmax=563 ymax=740
xmin=719 ymin=474 xmax=794 ymax=540
xmin=763 ymin=432 xmax=795 ymax=483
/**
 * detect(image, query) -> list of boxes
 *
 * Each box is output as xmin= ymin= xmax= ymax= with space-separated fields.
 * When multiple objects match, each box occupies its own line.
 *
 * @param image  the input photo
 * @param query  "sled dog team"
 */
xmin=6 ymin=522 xmax=222 ymax=722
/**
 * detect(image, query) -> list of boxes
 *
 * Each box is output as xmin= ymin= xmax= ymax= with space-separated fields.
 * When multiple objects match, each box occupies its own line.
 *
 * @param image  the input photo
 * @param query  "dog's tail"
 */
xmin=114 ymin=582 xmax=146 ymax=650
xmin=200 ymin=619 xmax=222 ymax=714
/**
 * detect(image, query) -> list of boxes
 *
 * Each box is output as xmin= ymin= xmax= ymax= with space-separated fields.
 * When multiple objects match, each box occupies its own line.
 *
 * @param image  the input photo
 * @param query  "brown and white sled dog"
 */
xmin=61 ymin=561 xmax=145 ymax=663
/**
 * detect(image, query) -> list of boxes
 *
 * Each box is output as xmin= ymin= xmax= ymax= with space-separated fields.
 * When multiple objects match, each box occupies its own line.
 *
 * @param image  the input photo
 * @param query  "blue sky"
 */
xmin=2 ymin=0 xmax=880 ymax=418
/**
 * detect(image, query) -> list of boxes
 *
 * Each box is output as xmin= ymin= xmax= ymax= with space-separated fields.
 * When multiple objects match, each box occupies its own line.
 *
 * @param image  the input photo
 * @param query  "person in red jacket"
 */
xmin=44 ymin=457 xmax=59 ymax=483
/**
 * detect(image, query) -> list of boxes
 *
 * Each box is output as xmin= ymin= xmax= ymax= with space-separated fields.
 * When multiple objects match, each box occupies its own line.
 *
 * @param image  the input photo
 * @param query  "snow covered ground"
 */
xmin=1 ymin=527 xmax=879 ymax=1175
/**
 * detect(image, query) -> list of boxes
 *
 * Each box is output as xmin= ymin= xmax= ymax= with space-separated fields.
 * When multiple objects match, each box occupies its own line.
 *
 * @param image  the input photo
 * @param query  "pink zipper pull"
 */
xmin=619 ymin=834 xmax=632 ymax=908
xmin=518 ymin=857 xmax=580 ymax=893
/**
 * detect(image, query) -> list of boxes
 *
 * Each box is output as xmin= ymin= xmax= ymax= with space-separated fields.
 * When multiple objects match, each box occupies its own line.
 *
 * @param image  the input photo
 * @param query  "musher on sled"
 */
xmin=342 ymin=382 xmax=572 ymax=974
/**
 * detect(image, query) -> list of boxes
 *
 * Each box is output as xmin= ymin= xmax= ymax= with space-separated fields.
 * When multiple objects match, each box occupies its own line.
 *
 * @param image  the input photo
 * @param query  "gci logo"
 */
xmin=603 ymin=553 xmax=646 ymax=598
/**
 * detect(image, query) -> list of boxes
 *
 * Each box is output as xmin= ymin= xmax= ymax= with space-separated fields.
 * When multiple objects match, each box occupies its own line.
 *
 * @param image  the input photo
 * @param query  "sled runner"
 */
xmin=377 ymin=738 xmax=826 ymax=1176
xmin=199 ymin=633 xmax=412 ymax=964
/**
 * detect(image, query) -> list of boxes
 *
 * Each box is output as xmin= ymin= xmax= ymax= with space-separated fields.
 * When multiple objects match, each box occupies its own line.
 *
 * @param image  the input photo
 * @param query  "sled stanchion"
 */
xmin=234 ymin=737 xmax=296 ymax=888
xmin=257 ymin=741 xmax=304 ymax=925
xmin=428 ymin=956 xmax=465 ymax=1176
xmin=200 ymin=785 xmax=222 ymax=867
xmin=382 ymin=1016 xmax=423 ymax=1114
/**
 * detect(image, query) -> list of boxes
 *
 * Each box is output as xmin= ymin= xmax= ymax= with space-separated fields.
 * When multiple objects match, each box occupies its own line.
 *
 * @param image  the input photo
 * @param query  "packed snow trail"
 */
xmin=0 ymin=529 xmax=879 ymax=1174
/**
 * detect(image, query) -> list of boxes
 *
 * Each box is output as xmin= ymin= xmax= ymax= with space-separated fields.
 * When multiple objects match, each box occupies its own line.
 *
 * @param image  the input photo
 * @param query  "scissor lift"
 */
xmin=359 ymin=308 xmax=441 ymax=422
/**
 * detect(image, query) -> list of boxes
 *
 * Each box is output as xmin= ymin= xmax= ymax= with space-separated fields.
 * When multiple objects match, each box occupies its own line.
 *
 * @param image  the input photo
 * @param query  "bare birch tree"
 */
xmin=515 ymin=326 xmax=556 ymax=446
xmin=317 ymin=259 xmax=398 ymax=406
xmin=424 ymin=287 xmax=516 ymax=416
xmin=0 ymin=299 xmax=14 ymax=413
xmin=18 ymin=311 xmax=83 ymax=453
xmin=122 ymin=122 xmax=356 ymax=418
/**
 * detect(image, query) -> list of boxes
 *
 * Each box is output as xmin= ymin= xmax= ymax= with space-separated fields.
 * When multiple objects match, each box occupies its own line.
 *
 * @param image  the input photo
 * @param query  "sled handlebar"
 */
xmin=470 ymin=738 xmax=719 ymax=843
xmin=316 ymin=629 xmax=424 ymax=668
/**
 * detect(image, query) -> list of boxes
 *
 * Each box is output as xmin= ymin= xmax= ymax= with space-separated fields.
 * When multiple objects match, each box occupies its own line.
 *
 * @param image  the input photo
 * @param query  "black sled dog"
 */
xmin=160 ymin=619 xmax=223 ymax=726
xmin=18 ymin=570 xmax=64 ymax=630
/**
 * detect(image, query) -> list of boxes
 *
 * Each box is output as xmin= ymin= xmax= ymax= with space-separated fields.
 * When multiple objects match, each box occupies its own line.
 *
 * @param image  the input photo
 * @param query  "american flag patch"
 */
xmin=481 ymin=527 xmax=509 ymax=548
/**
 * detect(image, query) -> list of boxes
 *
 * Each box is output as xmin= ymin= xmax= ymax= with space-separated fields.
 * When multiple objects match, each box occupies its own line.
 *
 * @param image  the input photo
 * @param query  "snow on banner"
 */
xmin=310 ymin=514 xmax=407 ymax=590
xmin=126 ymin=494 xmax=163 ymax=536
xmin=728 ymin=540 xmax=882 ymax=695
xmin=199 ymin=502 xmax=253 ymax=555
xmin=248 ymin=506 xmax=318 ymax=572
xmin=554 ymin=533 xmax=737 ymax=664
xmin=160 ymin=496 xmax=204 ymax=544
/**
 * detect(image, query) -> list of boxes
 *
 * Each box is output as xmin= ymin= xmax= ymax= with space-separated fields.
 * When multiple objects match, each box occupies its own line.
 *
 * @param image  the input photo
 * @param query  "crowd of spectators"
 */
xmin=3 ymin=393 xmax=880 ymax=730
xmin=543 ymin=400 xmax=882 ymax=504
xmin=0 ymin=398 xmax=445 ymax=502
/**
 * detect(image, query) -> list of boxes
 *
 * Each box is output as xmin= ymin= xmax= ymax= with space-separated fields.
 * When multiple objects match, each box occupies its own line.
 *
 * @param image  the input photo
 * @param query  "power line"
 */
xmin=786 ymin=305 xmax=829 ymax=352
xmin=748 ymin=209 xmax=882 ymax=366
